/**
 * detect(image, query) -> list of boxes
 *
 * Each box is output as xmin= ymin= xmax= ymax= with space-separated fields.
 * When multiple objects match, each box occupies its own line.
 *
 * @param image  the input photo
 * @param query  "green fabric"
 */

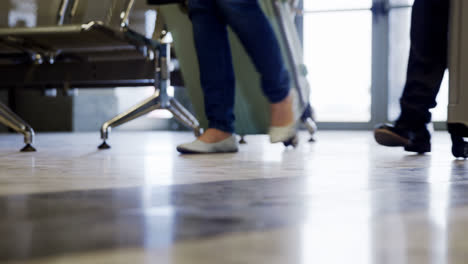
xmin=160 ymin=2 xmax=301 ymax=135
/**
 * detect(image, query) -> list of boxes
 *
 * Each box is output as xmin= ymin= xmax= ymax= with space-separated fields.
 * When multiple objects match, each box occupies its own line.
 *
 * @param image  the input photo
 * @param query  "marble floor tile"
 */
xmin=0 ymin=131 xmax=467 ymax=263
xmin=0 ymin=131 xmax=462 ymax=196
xmin=6 ymin=207 xmax=468 ymax=264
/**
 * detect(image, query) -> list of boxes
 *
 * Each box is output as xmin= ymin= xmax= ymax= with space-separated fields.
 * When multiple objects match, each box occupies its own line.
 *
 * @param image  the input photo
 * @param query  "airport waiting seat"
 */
xmin=0 ymin=0 xmax=201 ymax=151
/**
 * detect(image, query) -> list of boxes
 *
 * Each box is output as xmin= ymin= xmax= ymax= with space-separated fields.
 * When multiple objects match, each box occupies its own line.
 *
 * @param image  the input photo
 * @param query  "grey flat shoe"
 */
xmin=268 ymin=123 xmax=298 ymax=147
xmin=269 ymin=88 xmax=300 ymax=146
xmin=176 ymin=135 xmax=239 ymax=154
xmin=269 ymin=123 xmax=297 ymax=143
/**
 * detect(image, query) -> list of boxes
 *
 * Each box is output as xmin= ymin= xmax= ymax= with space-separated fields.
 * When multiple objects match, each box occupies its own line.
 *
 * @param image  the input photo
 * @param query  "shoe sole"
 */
xmin=176 ymin=147 xmax=239 ymax=154
xmin=404 ymin=144 xmax=431 ymax=154
xmin=374 ymin=128 xmax=431 ymax=154
xmin=374 ymin=128 xmax=410 ymax=147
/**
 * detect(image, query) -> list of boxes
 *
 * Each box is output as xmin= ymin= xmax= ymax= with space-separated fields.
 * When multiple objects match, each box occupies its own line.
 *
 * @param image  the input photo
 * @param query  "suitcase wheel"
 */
xmin=451 ymin=135 xmax=468 ymax=159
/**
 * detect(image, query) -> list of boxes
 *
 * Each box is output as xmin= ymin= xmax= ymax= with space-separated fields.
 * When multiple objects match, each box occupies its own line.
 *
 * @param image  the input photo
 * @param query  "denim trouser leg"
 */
xmin=217 ymin=0 xmax=290 ymax=103
xmin=189 ymin=0 xmax=236 ymax=133
xmin=189 ymin=0 xmax=291 ymax=133
xmin=397 ymin=0 xmax=449 ymax=128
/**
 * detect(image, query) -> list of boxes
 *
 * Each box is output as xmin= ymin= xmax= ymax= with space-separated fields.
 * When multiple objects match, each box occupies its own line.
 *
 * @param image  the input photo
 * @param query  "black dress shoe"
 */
xmin=374 ymin=123 xmax=431 ymax=154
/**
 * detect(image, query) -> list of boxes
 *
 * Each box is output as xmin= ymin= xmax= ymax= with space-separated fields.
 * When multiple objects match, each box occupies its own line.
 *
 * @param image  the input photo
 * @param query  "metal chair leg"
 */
xmin=98 ymin=93 xmax=202 ymax=149
xmin=0 ymin=102 xmax=36 ymax=152
xmin=239 ymin=135 xmax=247 ymax=144
xmin=99 ymin=92 xmax=162 ymax=149
xmin=167 ymin=98 xmax=202 ymax=137
xmin=98 ymin=33 xmax=202 ymax=149
xmin=300 ymin=104 xmax=317 ymax=142
xmin=303 ymin=117 xmax=317 ymax=142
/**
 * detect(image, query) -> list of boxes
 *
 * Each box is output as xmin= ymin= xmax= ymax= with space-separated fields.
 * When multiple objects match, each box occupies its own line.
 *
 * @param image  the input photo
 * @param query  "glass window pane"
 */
xmin=432 ymin=71 xmax=449 ymax=122
xmin=304 ymin=0 xmax=372 ymax=11
xmin=304 ymin=11 xmax=372 ymax=122
xmin=389 ymin=0 xmax=414 ymax=6
xmin=388 ymin=8 xmax=448 ymax=122
xmin=388 ymin=8 xmax=412 ymax=121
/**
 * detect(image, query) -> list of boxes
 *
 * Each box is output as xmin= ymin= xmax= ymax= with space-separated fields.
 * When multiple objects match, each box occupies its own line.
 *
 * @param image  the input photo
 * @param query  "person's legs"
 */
xmin=397 ymin=0 xmax=450 ymax=128
xmin=189 ymin=0 xmax=236 ymax=136
xmin=216 ymin=0 xmax=290 ymax=103
xmin=176 ymin=0 xmax=239 ymax=153
xmin=216 ymin=0 xmax=294 ymax=129
xmin=179 ymin=0 xmax=296 ymax=153
xmin=374 ymin=0 xmax=449 ymax=153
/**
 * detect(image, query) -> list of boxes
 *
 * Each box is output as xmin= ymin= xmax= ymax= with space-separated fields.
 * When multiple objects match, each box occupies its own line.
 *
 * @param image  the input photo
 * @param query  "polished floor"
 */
xmin=1 ymin=131 xmax=468 ymax=264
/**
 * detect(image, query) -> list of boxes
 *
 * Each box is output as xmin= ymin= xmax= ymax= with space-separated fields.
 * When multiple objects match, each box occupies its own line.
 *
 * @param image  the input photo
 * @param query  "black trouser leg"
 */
xmin=397 ymin=0 xmax=450 ymax=129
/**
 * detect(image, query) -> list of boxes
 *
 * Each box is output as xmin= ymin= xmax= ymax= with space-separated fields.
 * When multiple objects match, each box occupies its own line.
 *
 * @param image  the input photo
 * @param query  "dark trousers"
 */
xmin=397 ymin=0 xmax=450 ymax=128
xmin=188 ymin=0 xmax=290 ymax=133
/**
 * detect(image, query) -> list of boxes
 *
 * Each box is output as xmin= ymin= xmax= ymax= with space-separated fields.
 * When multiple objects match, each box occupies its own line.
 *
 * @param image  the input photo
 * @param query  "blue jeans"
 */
xmin=188 ymin=0 xmax=290 ymax=133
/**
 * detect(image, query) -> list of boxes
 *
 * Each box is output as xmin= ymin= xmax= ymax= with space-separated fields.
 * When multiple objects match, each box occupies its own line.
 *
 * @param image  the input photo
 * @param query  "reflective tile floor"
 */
xmin=1 ymin=131 xmax=468 ymax=264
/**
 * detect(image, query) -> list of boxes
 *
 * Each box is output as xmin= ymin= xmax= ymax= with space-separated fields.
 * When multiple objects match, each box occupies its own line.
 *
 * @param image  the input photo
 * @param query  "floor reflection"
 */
xmin=0 ymin=132 xmax=467 ymax=264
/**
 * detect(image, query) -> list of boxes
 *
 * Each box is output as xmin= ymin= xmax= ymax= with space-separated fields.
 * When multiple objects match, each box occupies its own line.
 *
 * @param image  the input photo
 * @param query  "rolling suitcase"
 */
xmin=448 ymin=0 xmax=468 ymax=158
xmin=157 ymin=1 xmax=316 ymax=142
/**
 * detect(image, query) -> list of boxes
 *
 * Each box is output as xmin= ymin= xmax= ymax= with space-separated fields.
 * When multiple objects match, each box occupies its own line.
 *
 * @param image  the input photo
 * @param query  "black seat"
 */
xmin=0 ymin=0 xmax=201 ymax=151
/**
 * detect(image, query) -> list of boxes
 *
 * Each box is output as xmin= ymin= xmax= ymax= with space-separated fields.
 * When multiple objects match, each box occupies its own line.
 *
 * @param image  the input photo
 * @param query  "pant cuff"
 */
xmin=267 ymin=87 xmax=290 ymax=104
xmin=208 ymin=121 xmax=234 ymax=134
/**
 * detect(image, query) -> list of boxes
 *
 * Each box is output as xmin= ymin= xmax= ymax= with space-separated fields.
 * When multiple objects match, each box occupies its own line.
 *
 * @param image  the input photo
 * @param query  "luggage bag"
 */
xmin=448 ymin=0 xmax=468 ymax=158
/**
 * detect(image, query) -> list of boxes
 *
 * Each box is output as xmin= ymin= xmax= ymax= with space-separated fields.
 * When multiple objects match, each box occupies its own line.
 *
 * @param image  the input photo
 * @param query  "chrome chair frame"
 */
xmin=0 ymin=0 xmax=201 ymax=151
xmin=98 ymin=32 xmax=202 ymax=149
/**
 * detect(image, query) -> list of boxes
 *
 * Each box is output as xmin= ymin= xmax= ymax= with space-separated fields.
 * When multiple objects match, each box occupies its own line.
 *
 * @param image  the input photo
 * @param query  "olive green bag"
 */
xmin=159 ymin=1 xmax=311 ymax=135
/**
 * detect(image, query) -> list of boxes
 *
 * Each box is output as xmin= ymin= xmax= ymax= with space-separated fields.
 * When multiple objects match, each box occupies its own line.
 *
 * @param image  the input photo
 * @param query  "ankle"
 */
xmin=198 ymin=128 xmax=232 ymax=143
xmin=270 ymin=94 xmax=294 ymax=127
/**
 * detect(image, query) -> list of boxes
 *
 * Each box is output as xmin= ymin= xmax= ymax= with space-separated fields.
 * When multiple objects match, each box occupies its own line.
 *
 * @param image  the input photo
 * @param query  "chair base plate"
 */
xmin=21 ymin=144 xmax=36 ymax=152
